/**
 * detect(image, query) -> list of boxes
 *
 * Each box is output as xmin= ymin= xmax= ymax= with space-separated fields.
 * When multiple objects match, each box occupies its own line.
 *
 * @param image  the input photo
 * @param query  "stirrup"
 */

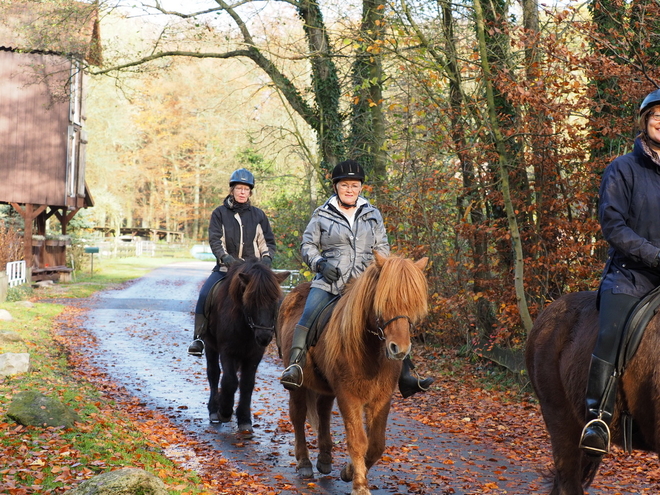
xmin=188 ymin=338 xmax=205 ymax=356
xmin=280 ymin=363 xmax=304 ymax=389
xmin=579 ymin=418 xmax=611 ymax=456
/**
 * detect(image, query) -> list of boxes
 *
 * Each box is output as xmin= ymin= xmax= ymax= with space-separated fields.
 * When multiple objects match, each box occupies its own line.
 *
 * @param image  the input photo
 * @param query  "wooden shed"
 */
xmin=0 ymin=1 xmax=101 ymax=281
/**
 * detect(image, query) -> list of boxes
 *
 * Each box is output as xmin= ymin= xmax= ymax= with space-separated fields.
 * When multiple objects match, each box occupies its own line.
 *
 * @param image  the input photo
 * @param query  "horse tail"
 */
xmin=305 ymin=391 xmax=320 ymax=431
xmin=581 ymin=455 xmax=601 ymax=490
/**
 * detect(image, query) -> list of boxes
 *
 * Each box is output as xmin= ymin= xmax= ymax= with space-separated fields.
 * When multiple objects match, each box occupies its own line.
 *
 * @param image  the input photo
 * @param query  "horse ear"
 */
xmin=374 ymin=251 xmax=387 ymax=267
xmin=275 ymin=271 xmax=291 ymax=284
xmin=238 ymin=272 xmax=250 ymax=286
xmin=415 ymin=257 xmax=428 ymax=270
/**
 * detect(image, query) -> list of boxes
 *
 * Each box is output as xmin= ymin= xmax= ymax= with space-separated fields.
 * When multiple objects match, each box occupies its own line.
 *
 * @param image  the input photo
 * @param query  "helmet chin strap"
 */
xmin=333 ymin=186 xmax=358 ymax=208
xmin=338 ymin=198 xmax=357 ymax=208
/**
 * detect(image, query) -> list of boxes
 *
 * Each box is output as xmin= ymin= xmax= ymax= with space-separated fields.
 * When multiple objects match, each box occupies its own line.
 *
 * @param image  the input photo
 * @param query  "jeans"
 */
xmin=297 ymin=287 xmax=336 ymax=328
xmin=195 ymin=270 xmax=227 ymax=315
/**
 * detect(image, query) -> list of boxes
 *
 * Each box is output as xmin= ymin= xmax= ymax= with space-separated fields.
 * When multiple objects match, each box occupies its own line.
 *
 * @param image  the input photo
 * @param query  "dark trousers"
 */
xmin=195 ymin=270 xmax=226 ymax=315
xmin=297 ymin=287 xmax=336 ymax=329
xmin=594 ymin=289 xmax=640 ymax=364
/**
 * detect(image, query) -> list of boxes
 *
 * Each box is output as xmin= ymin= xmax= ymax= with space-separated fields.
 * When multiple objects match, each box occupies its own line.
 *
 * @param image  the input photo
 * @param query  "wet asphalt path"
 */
xmin=76 ymin=261 xmax=547 ymax=494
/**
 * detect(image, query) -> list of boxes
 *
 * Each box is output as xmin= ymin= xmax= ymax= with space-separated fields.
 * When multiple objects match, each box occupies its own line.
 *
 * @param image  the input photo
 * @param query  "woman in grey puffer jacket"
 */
xmin=279 ymin=159 xmax=433 ymax=398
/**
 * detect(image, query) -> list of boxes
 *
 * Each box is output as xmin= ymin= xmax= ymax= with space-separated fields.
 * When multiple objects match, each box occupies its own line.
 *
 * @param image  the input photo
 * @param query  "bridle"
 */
xmin=369 ymin=315 xmax=413 ymax=341
xmin=246 ymin=315 xmax=275 ymax=333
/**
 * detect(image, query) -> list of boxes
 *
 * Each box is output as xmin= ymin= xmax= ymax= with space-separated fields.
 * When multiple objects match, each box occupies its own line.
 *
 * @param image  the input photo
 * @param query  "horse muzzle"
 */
xmin=254 ymin=328 xmax=274 ymax=347
xmin=385 ymin=342 xmax=411 ymax=360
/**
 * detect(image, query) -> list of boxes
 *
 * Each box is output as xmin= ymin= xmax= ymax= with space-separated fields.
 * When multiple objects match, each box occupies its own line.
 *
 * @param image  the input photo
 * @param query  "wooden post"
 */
xmin=11 ymin=203 xmax=48 ymax=270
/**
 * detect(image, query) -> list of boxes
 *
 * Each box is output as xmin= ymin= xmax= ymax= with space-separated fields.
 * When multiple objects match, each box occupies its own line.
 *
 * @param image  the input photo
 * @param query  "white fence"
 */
xmin=275 ymin=269 xmax=305 ymax=293
xmin=93 ymin=240 xmax=157 ymax=258
xmin=7 ymin=260 xmax=27 ymax=287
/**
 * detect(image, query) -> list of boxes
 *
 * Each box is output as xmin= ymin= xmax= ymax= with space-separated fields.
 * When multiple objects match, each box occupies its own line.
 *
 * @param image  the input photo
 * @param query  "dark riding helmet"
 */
xmin=229 ymin=168 xmax=255 ymax=189
xmin=639 ymin=89 xmax=660 ymax=133
xmin=331 ymin=160 xmax=365 ymax=184
xmin=640 ymin=89 xmax=660 ymax=115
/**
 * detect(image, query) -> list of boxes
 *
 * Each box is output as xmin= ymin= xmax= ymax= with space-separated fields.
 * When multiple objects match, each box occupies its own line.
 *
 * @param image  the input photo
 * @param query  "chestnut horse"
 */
xmin=277 ymin=253 xmax=428 ymax=495
xmin=526 ymin=290 xmax=660 ymax=495
xmin=205 ymin=261 xmax=289 ymax=434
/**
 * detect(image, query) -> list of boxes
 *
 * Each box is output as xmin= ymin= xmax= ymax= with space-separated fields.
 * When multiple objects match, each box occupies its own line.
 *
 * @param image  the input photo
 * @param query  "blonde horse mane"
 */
xmin=323 ymin=254 xmax=428 ymax=367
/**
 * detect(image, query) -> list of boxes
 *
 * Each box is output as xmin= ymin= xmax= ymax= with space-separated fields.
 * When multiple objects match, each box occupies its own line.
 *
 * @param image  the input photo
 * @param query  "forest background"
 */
xmin=2 ymin=0 xmax=659 ymax=355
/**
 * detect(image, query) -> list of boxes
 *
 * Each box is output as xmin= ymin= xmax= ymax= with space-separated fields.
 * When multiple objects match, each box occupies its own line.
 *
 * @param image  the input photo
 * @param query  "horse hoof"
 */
xmin=316 ymin=460 xmax=332 ymax=475
xmin=209 ymin=412 xmax=221 ymax=424
xmin=351 ymin=487 xmax=371 ymax=495
xmin=297 ymin=459 xmax=314 ymax=479
xmin=340 ymin=463 xmax=354 ymax=482
xmin=238 ymin=423 xmax=254 ymax=438
xmin=219 ymin=415 xmax=232 ymax=423
xmin=316 ymin=453 xmax=332 ymax=474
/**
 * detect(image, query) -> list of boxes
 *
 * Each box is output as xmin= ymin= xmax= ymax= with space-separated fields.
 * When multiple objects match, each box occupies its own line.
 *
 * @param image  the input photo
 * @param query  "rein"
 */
xmin=369 ymin=315 xmax=413 ymax=340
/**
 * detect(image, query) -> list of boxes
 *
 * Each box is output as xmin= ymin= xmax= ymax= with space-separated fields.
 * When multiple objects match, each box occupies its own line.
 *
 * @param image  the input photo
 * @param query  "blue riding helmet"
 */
xmin=640 ymin=89 xmax=660 ymax=115
xmin=229 ymin=168 xmax=255 ymax=189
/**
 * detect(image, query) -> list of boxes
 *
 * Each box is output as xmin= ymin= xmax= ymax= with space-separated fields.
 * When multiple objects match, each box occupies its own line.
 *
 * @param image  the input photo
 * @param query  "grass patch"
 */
xmin=32 ymin=257 xmax=194 ymax=300
xmin=0 ymin=257 xmax=216 ymax=494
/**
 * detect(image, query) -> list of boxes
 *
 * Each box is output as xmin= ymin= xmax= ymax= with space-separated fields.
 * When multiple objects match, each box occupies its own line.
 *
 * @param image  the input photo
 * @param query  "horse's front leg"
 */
xmin=337 ymin=394 xmax=370 ymax=495
xmin=218 ymin=354 xmax=239 ymax=423
xmin=364 ymin=397 xmax=391 ymax=470
xmin=235 ymin=356 xmax=261 ymax=434
xmin=205 ymin=346 xmax=221 ymax=423
xmin=289 ymin=388 xmax=313 ymax=478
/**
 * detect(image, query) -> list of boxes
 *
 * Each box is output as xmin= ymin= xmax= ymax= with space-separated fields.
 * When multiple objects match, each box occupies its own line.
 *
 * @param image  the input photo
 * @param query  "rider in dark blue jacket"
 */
xmin=580 ymin=89 xmax=660 ymax=456
xmin=187 ymin=169 xmax=276 ymax=356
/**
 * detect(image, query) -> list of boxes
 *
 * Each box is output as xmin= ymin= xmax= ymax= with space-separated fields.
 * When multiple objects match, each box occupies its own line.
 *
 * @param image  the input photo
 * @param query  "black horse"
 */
xmin=204 ymin=260 xmax=290 ymax=434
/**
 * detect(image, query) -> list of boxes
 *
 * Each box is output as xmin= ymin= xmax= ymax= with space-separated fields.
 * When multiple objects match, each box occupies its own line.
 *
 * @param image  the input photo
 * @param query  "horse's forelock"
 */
xmin=239 ymin=263 xmax=282 ymax=307
xmin=373 ymin=256 xmax=428 ymax=323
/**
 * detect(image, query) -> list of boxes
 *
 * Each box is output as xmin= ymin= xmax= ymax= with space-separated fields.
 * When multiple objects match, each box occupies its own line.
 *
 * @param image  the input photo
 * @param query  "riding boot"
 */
xmin=579 ymin=354 xmax=617 ymax=457
xmin=280 ymin=324 xmax=310 ymax=390
xmin=187 ymin=313 xmax=207 ymax=357
xmin=398 ymin=356 xmax=434 ymax=399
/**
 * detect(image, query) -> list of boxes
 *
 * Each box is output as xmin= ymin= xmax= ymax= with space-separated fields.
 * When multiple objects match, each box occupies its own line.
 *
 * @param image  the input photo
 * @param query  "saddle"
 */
xmin=616 ymin=284 xmax=660 ymax=452
xmin=203 ymin=278 xmax=224 ymax=317
xmin=275 ymin=295 xmax=340 ymax=359
xmin=306 ymin=295 xmax=340 ymax=349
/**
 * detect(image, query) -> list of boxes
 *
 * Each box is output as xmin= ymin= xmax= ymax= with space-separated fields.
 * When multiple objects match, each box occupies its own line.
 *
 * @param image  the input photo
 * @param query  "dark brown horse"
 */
xmin=277 ymin=252 xmax=428 ymax=495
xmin=526 ymin=290 xmax=660 ymax=495
xmin=205 ymin=261 xmax=289 ymax=434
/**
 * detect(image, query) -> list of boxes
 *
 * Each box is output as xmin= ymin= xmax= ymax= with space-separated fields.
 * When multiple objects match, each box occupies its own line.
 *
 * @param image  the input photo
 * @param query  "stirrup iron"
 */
xmin=188 ymin=338 xmax=205 ymax=355
xmin=280 ymin=363 xmax=304 ymax=388
xmin=579 ymin=418 xmax=611 ymax=456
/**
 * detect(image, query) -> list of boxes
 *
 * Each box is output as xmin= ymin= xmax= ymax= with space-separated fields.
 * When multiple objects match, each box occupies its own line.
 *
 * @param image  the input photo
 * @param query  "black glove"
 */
xmin=261 ymin=256 xmax=273 ymax=267
xmin=221 ymin=254 xmax=238 ymax=267
xmin=317 ymin=259 xmax=341 ymax=283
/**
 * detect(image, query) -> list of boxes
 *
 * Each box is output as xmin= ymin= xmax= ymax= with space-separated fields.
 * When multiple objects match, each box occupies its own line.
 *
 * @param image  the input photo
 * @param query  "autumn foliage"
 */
xmin=380 ymin=0 xmax=660 ymax=349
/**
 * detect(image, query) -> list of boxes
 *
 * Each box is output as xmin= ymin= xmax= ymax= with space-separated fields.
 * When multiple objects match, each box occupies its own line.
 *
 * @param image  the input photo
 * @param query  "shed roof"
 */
xmin=0 ymin=1 xmax=102 ymax=66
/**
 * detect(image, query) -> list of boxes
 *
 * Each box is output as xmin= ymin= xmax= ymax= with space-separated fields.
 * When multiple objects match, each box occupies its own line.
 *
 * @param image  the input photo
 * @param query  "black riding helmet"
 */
xmin=331 ymin=160 xmax=365 ymax=209
xmin=229 ymin=168 xmax=255 ymax=189
xmin=331 ymin=160 xmax=365 ymax=184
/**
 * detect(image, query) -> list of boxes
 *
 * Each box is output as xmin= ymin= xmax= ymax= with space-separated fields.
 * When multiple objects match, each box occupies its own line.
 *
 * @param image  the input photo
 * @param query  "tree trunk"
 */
xmin=473 ymin=0 xmax=533 ymax=333
xmin=349 ymin=0 xmax=387 ymax=185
